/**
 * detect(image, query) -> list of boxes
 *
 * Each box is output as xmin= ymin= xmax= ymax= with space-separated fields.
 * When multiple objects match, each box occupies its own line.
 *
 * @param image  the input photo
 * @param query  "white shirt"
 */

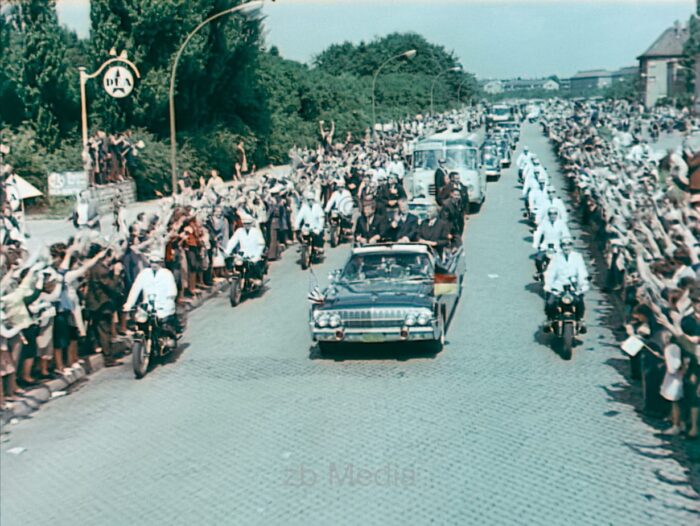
xmin=325 ymin=189 xmax=353 ymax=215
xmin=294 ymin=202 xmax=325 ymax=232
xmin=387 ymin=160 xmax=405 ymax=181
xmin=535 ymin=197 xmax=568 ymax=225
xmin=124 ymin=267 xmax=178 ymax=318
xmin=544 ymin=251 xmax=589 ymax=293
xmin=516 ymin=151 xmax=532 ymax=169
xmin=533 ymin=218 xmax=571 ymax=251
xmin=225 ymin=226 xmax=265 ymax=261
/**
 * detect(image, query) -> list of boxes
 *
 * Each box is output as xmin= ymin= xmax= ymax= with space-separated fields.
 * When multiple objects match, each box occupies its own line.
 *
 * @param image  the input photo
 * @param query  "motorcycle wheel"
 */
xmin=561 ymin=323 xmax=574 ymax=360
xmin=301 ymin=246 xmax=311 ymax=270
xmin=330 ymin=228 xmax=340 ymax=248
xmin=132 ymin=338 xmax=151 ymax=379
xmin=229 ymin=278 xmax=242 ymax=307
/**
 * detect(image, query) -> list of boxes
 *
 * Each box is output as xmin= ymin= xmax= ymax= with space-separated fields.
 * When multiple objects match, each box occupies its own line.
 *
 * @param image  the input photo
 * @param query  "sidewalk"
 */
xmin=3 ymin=165 xmax=289 ymax=424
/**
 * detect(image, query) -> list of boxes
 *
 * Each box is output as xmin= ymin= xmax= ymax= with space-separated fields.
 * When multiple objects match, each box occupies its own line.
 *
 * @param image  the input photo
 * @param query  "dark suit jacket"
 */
xmin=354 ymin=214 xmax=387 ymax=242
xmin=383 ymin=213 xmax=419 ymax=242
xmin=417 ymin=218 xmax=450 ymax=250
xmin=86 ymin=261 xmax=119 ymax=313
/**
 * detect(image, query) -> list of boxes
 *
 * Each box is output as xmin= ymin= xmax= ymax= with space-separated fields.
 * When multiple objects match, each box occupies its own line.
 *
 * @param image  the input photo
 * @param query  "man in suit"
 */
xmin=417 ymin=205 xmax=450 ymax=255
xmin=434 ymin=159 xmax=449 ymax=204
xmin=354 ymin=201 xmax=387 ymax=245
xmin=383 ymin=198 xmax=419 ymax=242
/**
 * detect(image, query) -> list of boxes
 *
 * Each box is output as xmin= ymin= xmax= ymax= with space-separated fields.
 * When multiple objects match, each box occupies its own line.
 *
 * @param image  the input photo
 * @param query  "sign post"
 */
xmin=78 ymin=50 xmax=140 ymax=183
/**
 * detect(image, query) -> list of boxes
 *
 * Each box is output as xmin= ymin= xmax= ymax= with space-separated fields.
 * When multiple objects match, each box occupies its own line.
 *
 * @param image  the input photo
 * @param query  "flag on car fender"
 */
xmin=434 ymin=273 xmax=458 ymax=296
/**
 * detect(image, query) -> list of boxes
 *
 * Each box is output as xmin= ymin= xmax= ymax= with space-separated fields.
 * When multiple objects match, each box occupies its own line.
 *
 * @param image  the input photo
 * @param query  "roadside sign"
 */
xmin=103 ymin=65 xmax=134 ymax=98
xmin=48 ymin=171 xmax=89 ymax=196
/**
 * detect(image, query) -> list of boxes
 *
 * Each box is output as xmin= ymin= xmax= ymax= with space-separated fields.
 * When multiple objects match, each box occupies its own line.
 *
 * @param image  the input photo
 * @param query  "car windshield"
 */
xmin=445 ymin=148 xmax=477 ymax=170
xmin=341 ymin=252 xmax=433 ymax=283
xmin=493 ymin=107 xmax=510 ymax=116
xmin=413 ymin=149 xmax=442 ymax=170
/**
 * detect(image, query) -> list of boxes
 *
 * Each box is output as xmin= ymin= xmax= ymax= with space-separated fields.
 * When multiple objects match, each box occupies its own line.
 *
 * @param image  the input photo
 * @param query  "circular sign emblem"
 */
xmin=103 ymin=65 xmax=134 ymax=98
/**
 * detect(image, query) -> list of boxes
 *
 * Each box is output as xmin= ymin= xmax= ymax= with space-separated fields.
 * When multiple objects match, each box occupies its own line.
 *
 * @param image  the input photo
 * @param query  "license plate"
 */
xmin=361 ymin=333 xmax=384 ymax=343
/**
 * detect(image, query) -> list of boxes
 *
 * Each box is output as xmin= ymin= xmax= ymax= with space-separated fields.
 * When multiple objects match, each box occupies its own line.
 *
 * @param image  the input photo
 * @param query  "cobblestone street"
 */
xmin=2 ymin=124 xmax=699 ymax=526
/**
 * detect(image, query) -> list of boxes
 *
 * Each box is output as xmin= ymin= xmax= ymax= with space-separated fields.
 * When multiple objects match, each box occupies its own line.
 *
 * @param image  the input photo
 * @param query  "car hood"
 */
xmin=322 ymin=281 xmax=433 ymax=310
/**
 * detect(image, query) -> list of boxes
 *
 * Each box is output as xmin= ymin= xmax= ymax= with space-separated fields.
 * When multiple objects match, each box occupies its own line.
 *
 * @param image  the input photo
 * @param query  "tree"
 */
xmin=3 ymin=1 xmax=78 ymax=149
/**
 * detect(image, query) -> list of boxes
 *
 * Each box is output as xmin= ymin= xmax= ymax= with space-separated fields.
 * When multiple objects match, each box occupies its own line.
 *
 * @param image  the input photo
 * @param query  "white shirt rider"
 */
xmin=225 ymin=219 xmax=265 ymax=261
xmin=124 ymin=258 xmax=178 ymax=318
xmin=295 ymin=198 xmax=325 ymax=233
xmin=544 ymin=249 xmax=590 ymax=294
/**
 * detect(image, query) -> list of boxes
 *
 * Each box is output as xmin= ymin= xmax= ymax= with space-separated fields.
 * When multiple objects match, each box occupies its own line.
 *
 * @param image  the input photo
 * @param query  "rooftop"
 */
xmin=638 ymin=21 xmax=689 ymax=59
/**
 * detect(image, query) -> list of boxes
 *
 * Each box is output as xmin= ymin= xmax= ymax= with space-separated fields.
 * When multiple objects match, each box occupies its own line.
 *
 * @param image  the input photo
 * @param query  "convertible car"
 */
xmin=309 ymin=243 xmax=465 ymax=354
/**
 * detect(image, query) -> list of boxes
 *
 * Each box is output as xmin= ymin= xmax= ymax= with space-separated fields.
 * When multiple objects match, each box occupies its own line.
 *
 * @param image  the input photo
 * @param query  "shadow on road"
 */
xmin=309 ymin=341 xmax=440 ymax=362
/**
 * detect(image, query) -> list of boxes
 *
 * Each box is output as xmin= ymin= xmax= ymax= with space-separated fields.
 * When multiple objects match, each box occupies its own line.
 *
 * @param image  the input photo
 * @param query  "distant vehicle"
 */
xmin=408 ymin=129 xmax=486 ymax=212
xmin=309 ymin=243 xmax=465 ymax=354
xmin=496 ymin=121 xmax=521 ymax=145
xmin=486 ymin=104 xmax=514 ymax=130
xmin=480 ymin=143 xmax=501 ymax=181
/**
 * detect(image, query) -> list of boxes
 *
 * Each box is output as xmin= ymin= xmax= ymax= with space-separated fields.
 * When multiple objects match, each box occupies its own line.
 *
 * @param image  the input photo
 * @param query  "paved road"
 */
xmin=2 ymin=124 xmax=698 ymax=526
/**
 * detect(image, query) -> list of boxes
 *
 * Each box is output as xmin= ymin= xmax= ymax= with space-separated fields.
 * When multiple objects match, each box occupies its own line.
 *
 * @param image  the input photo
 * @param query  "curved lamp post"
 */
xmin=169 ymin=0 xmax=263 ymax=194
xmin=457 ymin=76 xmax=472 ymax=106
xmin=430 ymin=66 xmax=461 ymax=115
xmin=371 ymin=49 xmax=417 ymax=134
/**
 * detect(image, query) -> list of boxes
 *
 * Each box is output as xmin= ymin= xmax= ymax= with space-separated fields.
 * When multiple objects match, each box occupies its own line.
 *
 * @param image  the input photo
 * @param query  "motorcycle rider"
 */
xmin=294 ymin=191 xmax=325 ymax=251
xmin=123 ymin=250 xmax=179 ymax=346
xmin=535 ymin=186 xmax=568 ymax=225
xmin=526 ymin=173 xmax=549 ymax=220
xmin=543 ymin=236 xmax=589 ymax=330
xmin=532 ymin=207 xmax=571 ymax=279
xmin=225 ymin=214 xmax=266 ymax=283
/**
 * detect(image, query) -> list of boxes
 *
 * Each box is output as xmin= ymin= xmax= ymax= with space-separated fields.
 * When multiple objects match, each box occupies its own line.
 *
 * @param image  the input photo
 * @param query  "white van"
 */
xmin=407 ymin=129 xmax=486 ymax=212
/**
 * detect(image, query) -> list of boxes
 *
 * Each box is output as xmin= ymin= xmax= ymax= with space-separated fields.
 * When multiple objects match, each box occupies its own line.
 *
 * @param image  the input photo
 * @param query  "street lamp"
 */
xmin=430 ymin=66 xmax=462 ymax=115
xmin=457 ymin=76 xmax=472 ymax=106
xmin=371 ymin=49 xmax=417 ymax=133
xmin=169 ymin=0 xmax=263 ymax=194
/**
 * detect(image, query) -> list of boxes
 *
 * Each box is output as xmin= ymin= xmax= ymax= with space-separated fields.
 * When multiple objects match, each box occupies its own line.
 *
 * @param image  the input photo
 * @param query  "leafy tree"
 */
xmin=2 ymin=1 xmax=78 ymax=149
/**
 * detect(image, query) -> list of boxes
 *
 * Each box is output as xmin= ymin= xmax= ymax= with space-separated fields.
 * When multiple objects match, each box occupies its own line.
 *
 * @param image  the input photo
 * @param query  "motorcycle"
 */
xmin=298 ymin=224 xmax=323 ymax=270
xmin=547 ymin=280 xmax=585 ymax=359
xmin=227 ymin=253 xmax=267 ymax=307
xmin=130 ymin=295 xmax=181 ymax=379
xmin=328 ymin=210 xmax=353 ymax=247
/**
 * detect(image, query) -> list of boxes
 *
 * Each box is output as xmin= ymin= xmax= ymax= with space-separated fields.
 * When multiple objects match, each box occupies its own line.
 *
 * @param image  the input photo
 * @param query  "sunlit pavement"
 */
xmin=2 ymin=124 xmax=698 ymax=526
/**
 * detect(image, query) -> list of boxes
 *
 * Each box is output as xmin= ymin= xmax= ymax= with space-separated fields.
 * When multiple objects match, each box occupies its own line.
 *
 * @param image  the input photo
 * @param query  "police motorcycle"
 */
xmin=298 ymin=223 xmax=324 ymax=270
xmin=130 ymin=294 xmax=183 ymax=379
xmin=327 ymin=190 xmax=355 ymax=247
xmin=545 ymin=277 xmax=586 ymax=360
xmin=226 ymin=250 xmax=268 ymax=307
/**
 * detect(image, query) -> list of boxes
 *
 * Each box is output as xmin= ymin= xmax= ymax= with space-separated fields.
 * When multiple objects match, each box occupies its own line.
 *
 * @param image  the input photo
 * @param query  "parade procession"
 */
xmin=1 ymin=1 xmax=700 ymax=525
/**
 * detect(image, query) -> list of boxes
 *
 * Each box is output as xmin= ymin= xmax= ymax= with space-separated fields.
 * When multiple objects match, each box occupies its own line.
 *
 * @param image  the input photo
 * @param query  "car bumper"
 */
xmin=311 ymin=325 xmax=439 ymax=343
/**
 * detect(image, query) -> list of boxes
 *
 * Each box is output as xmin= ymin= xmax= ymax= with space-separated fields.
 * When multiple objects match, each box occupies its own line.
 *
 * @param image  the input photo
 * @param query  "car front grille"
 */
xmin=337 ymin=308 xmax=407 ymax=329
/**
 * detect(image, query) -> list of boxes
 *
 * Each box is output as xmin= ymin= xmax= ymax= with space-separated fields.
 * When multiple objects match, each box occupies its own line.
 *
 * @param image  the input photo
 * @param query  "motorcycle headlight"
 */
xmin=562 ymin=295 xmax=573 ymax=305
xmin=405 ymin=314 xmax=417 ymax=327
xmin=316 ymin=313 xmax=330 ymax=328
xmin=301 ymin=225 xmax=310 ymax=236
xmin=234 ymin=256 xmax=244 ymax=266
xmin=417 ymin=313 xmax=431 ymax=326
xmin=328 ymin=314 xmax=342 ymax=328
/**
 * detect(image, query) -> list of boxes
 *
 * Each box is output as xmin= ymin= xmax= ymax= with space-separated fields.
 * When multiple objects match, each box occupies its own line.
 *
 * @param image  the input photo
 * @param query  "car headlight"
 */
xmin=328 ymin=314 xmax=341 ymax=328
xmin=417 ymin=313 xmax=431 ymax=326
xmin=316 ymin=313 xmax=330 ymax=328
xmin=405 ymin=314 xmax=417 ymax=327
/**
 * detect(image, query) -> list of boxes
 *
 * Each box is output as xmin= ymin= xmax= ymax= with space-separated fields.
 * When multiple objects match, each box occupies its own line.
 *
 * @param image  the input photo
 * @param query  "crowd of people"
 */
xmin=0 ymin=111 xmax=476 ymax=408
xmin=539 ymin=99 xmax=699 ymax=439
xmin=84 ymin=131 xmax=145 ymax=185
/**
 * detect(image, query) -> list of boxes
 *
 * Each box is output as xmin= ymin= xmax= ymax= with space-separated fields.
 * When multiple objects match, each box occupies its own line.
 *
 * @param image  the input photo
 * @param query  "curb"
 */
xmin=0 ymin=279 xmax=227 ymax=426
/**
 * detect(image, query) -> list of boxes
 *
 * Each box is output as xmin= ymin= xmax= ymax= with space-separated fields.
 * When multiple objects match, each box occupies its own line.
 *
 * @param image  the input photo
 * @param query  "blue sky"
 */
xmin=56 ymin=0 xmax=696 ymax=78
